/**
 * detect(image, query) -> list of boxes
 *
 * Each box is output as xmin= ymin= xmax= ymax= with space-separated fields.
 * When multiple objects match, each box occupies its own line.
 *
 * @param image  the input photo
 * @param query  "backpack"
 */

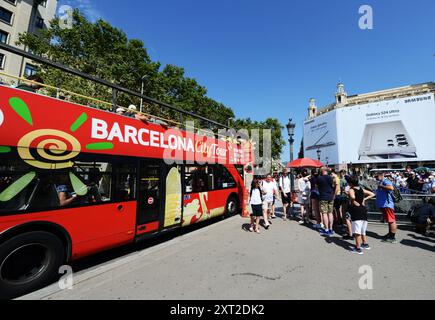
xmin=250 ymin=187 xmax=264 ymax=202
xmin=391 ymin=185 xmax=403 ymax=204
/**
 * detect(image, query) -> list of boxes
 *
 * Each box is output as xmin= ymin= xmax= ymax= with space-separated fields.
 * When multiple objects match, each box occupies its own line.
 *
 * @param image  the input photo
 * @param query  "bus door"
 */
xmin=137 ymin=160 xmax=163 ymax=233
xmin=136 ymin=161 xmax=183 ymax=235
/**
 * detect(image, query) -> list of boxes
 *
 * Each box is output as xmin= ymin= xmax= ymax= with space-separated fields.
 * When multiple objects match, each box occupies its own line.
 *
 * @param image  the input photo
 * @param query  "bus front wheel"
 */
xmin=0 ymin=231 xmax=65 ymax=300
xmin=224 ymin=196 xmax=239 ymax=218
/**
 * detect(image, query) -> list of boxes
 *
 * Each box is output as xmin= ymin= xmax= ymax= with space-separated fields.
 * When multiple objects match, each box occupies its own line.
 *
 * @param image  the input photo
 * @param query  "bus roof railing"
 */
xmin=0 ymin=42 xmax=231 ymax=132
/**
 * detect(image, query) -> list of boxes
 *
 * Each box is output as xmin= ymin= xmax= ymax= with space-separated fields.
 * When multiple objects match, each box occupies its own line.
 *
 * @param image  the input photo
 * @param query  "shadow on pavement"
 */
xmin=324 ymin=236 xmax=353 ymax=251
xmin=242 ymin=223 xmax=253 ymax=232
xmin=407 ymin=234 xmax=435 ymax=244
xmin=72 ymin=216 xmax=228 ymax=273
xmin=400 ymin=239 xmax=435 ymax=253
xmin=366 ymin=230 xmax=386 ymax=240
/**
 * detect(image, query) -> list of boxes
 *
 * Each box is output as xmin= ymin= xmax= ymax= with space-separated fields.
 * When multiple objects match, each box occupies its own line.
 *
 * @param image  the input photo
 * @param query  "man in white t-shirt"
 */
xmin=262 ymin=174 xmax=278 ymax=228
xmin=279 ymin=170 xmax=292 ymax=220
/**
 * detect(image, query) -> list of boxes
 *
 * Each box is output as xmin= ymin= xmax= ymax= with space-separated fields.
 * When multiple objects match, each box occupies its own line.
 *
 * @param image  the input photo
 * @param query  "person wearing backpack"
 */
xmin=248 ymin=179 xmax=265 ymax=234
xmin=375 ymin=172 xmax=398 ymax=243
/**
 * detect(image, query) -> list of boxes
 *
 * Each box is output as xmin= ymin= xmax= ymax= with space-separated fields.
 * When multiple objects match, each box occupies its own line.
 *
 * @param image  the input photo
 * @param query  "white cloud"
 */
xmin=58 ymin=0 xmax=103 ymax=22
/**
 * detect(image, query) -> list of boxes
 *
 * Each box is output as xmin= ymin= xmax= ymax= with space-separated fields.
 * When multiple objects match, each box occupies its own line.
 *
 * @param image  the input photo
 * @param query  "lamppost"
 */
xmin=286 ymin=119 xmax=296 ymax=191
xmin=317 ymin=149 xmax=322 ymax=162
xmin=326 ymin=157 xmax=329 ymax=167
xmin=140 ymin=75 xmax=149 ymax=113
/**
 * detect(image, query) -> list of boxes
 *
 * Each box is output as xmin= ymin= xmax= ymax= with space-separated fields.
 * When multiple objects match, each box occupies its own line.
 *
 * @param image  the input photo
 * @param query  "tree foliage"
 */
xmin=234 ymin=118 xmax=285 ymax=160
xmin=18 ymin=9 xmax=284 ymax=160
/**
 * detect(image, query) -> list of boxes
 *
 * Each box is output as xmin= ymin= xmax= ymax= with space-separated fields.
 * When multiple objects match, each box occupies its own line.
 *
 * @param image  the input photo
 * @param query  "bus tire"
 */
xmin=224 ymin=195 xmax=239 ymax=218
xmin=0 ymin=231 xmax=65 ymax=300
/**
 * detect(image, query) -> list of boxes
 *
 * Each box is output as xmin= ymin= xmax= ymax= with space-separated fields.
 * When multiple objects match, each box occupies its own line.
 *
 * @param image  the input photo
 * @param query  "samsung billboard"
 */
xmin=304 ymin=93 xmax=435 ymax=165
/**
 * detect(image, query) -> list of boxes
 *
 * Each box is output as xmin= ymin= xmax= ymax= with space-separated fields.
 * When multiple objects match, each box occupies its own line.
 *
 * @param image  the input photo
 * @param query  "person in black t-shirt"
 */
xmin=346 ymin=176 xmax=375 ymax=255
xmin=317 ymin=168 xmax=336 ymax=236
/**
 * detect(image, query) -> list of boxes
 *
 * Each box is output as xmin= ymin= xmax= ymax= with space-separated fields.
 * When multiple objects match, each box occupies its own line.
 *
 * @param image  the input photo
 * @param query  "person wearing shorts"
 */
xmin=261 ymin=175 xmax=277 ymax=229
xmin=279 ymin=170 xmax=292 ymax=220
xmin=249 ymin=179 xmax=264 ymax=234
xmin=375 ymin=172 xmax=398 ymax=243
xmin=317 ymin=167 xmax=336 ymax=236
xmin=347 ymin=175 xmax=375 ymax=255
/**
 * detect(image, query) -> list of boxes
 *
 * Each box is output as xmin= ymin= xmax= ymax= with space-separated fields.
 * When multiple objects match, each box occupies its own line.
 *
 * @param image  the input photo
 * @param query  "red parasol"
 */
xmin=287 ymin=158 xmax=324 ymax=168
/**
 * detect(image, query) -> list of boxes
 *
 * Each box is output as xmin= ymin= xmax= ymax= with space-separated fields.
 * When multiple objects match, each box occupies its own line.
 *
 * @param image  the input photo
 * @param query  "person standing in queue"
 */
xmin=279 ymin=169 xmax=292 ymax=220
xmin=262 ymin=175 xmax=278 ymax=230
xmin=249 ymin=179 xmax=265 ymax=234
xmin=375 ymin=172 xmax=398 ymax=243
xmin=346 ymin=176 xmax=375 ymax=255
xmin=317 ymin=168 xmax=336 ymax=237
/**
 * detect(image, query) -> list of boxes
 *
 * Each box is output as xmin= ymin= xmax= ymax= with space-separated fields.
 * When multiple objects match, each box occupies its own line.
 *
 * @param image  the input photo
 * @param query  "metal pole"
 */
xmin=290 ymin=136 xmax=295 ymax=192
xmin=140 ymin=80 xmax=145 ymax=113
xmin=112 ymin=88 xmax=117 ymax=112
xmin=0 ymin=43 xmax=230 ymax=130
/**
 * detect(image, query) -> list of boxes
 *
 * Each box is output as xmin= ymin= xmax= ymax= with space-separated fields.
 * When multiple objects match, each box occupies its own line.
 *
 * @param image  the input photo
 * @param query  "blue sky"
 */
xmin=58 ymin=0 xmax=435 ymax=161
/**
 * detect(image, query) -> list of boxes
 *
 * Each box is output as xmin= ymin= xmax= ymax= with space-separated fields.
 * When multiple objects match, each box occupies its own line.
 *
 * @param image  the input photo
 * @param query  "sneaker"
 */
xmin=327 ymin=230 xmax=335 ymax=236
xmin=320 ymin=229 xmax=329 ymax=236
xmin=264 ymin=224 xmax=270 ymax=230
xmin=382 ymin=238 xmax=398 ymax=244
xmin=298 ymin=220 xmax=305 ymax=225
xmin=351 ymin=247 xmax=364 ymax=255
xmin=249 ymin=226 xmax=254 ymax=232
xmin=361 ymin=244 xmax=371 ymax=250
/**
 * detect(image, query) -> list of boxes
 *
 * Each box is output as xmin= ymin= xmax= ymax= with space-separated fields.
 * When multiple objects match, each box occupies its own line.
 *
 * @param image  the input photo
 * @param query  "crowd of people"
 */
xmin=365 ymin=167 xmax=435 ymax=195
xmin=248 ymin=167 xmax=435 ymax=255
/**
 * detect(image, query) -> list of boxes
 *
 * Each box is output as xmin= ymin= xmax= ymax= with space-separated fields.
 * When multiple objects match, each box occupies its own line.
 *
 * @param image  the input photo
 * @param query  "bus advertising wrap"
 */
xmin=0 ymin=86 xmax=250 ymax=168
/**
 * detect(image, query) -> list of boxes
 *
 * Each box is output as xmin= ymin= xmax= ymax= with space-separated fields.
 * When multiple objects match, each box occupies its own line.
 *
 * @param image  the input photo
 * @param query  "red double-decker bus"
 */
xmin=0 ymin=66 xmax=252 ymax=298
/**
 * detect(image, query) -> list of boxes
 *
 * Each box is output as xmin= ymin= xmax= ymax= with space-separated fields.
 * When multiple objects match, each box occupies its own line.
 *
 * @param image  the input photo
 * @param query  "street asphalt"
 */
xmin=19 ymin=205 xmax=435 ymax=300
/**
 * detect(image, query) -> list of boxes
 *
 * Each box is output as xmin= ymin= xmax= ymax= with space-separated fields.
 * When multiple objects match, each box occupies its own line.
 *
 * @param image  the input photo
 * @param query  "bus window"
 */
xmin=235 ymin=165 xmax=244 ymax=180
xmin=0 ymin=149 xmax=137 ymax=214
xmin=114 ymin=162 xmax=137 ymax=202
xmin=214 ymin=165 xmax=236 ymax=189
xmin=185 ymin=166 xmax=209 ymax=193
xmin=69 ymin=161 xmax=113 ymax=204
xmin=0 ymin=160 xmax=38 ymax=212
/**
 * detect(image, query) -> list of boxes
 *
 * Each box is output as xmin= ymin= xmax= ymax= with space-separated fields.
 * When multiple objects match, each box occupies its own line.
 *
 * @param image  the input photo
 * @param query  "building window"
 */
xmin=0 ymin=53 xmax=5 ymax=69
xmin=0 ymin=29 xmax=8 ymax=43
xmin=38 ymin=0 xmax=47 ymax=7
xmin=0 ymin=7 xmax=13 ymax=24
xmin=35 ymin=17 xmax=44 ymax=29
xmin=24 ymin=64 xmax=38 ymax=77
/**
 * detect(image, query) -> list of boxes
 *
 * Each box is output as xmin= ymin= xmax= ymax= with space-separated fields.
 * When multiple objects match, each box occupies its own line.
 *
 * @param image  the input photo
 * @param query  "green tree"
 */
xmin=17 ymin=9 xmax=234 ymax=125
xmin=234 ymin=118 xmax=285 ymax=160
xmin=17 ymin=9 xmax=284 ymax=157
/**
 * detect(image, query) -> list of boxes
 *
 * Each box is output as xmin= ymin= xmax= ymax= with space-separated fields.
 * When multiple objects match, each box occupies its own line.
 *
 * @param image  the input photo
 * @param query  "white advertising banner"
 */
xmin=304 ymin=93 xmax=435 ymax=165
xmin=303 ymin=110 xmax=339 ymax=165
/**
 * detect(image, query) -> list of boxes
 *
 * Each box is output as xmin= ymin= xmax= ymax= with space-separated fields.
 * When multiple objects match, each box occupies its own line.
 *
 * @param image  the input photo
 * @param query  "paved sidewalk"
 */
xmin=20 ymin=211 xmax=435 ymax=300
